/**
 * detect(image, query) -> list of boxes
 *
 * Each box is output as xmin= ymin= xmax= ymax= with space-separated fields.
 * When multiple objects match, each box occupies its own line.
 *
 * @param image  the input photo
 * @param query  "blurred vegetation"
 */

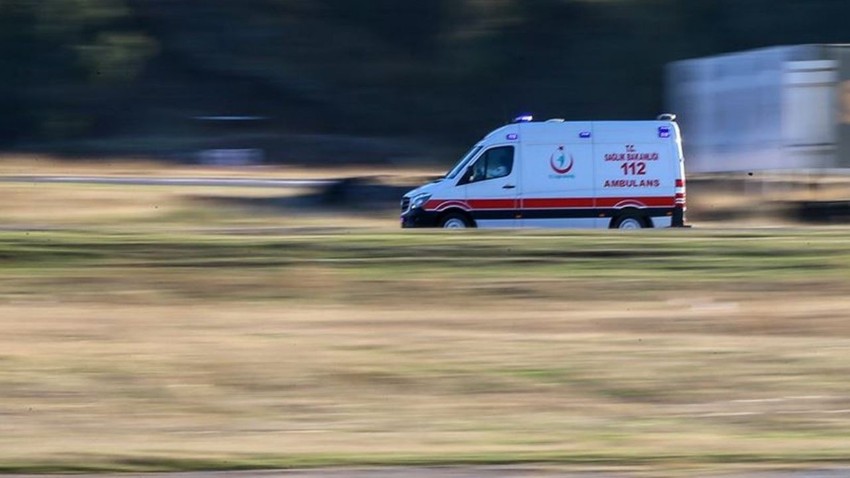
xmin=4 ymin=0 xmax=850 ymax=160
xmin=3 ymin=228 xmax=850 ymax=471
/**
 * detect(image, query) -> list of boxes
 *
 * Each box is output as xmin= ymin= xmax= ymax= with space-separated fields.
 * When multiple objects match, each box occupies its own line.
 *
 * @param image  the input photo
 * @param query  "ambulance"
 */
xmin=400 ymin=115 xmax=687 ymax=229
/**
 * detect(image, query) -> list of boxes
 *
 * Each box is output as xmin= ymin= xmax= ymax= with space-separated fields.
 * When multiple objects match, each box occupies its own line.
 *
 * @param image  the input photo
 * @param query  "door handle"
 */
xmin=502 ymin=184 xmax=516 ymax=189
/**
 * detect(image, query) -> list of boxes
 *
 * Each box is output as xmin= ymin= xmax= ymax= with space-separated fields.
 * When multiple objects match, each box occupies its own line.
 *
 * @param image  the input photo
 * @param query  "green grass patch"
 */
xmin=2 ymin=229 xmax=850 ymax=302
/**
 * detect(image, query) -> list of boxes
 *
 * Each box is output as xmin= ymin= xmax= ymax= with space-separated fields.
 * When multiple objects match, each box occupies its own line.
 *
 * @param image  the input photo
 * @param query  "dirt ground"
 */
xmin=5 ymin=466 xmax=850 ymax=478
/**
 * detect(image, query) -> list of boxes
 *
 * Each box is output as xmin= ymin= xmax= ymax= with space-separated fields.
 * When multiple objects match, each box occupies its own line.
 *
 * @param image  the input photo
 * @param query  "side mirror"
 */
xmin=458 ymin=165 xmax=475 ymax=185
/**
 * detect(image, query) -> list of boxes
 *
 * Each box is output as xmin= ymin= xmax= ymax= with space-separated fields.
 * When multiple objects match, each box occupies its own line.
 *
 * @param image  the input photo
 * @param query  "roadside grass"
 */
xmin=2 ymin=229 xmax=850 ymax=471
xmin=2 ymin=230 xmax=850 ymax=303
xmin=3 ymin=167 xmax=850 ymax=471
xmin=0 ymin=181 xmax=397 ymax=230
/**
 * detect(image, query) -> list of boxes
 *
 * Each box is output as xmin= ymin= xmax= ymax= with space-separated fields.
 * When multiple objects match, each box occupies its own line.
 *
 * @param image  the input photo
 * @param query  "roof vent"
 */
xmin=546 ymin=118 xmax=565 ymax=122
xmin=657 ymin=113 xmax=677 ymax=121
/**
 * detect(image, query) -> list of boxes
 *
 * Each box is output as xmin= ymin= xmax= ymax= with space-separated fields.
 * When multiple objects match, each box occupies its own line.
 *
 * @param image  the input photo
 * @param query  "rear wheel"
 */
xmin=440 ymin=213 xmax=471 ymax=229
xmin=612 ymin=214 xmax=645 ymax=230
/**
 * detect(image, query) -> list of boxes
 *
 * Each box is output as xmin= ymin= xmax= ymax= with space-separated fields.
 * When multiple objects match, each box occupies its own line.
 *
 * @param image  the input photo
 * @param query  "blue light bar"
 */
xmin=506 ymin=133 xmax=519 ymax=140
xmin=579 ymin=131 xmax=592 ymax=139
xmin=512 ymin=115 xmax=533 ymax=123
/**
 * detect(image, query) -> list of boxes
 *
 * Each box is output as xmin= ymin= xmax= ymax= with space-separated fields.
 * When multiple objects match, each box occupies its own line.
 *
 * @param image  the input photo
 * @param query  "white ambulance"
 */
xmin=401 ymin=115 xmax=687 ymax=229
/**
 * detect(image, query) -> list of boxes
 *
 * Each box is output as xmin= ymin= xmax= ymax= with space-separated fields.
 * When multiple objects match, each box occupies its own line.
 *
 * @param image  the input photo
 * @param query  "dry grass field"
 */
xmin=2 ymin=157 xmax=850 ymax=473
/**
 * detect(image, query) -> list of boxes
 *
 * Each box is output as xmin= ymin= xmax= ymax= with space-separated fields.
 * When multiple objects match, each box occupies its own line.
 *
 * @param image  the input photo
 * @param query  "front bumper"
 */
xmin=400 ymin=207 xmax=441 ymax=228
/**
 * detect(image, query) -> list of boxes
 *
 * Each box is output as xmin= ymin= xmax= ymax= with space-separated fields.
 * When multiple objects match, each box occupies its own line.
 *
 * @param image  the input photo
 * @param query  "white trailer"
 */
xmin=666 ymin=44 xmax=850 ymax=173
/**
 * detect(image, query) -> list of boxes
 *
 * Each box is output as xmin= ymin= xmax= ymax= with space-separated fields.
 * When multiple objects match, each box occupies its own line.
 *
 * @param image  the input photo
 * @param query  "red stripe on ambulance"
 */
xmin=427 ymin=196 xmax=676 ymax=211
xmin=522 ymin=198 xmax=594 ymax=209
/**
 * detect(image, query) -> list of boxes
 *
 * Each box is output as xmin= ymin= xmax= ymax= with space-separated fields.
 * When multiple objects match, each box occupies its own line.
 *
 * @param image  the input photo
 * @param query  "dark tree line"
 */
xmin=3 ymin=0 xmax=850 ymax=156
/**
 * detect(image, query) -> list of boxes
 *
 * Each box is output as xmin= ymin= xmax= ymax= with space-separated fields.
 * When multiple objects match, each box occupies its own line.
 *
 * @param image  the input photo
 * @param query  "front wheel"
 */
xmin=612 ymin=215 xmax=645 ymax=230
xmin=440 ymin=213 xmax=471 ymax=229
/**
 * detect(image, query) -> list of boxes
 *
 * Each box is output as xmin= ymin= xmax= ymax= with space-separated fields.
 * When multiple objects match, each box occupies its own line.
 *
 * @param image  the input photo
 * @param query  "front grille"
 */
xmin=401 ymin=197 xmax=410 ymax=212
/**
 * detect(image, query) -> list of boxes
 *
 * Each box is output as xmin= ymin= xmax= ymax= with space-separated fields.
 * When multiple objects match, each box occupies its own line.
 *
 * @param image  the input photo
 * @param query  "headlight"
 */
xmin=411 ymin=193 xmax=431 ymax=209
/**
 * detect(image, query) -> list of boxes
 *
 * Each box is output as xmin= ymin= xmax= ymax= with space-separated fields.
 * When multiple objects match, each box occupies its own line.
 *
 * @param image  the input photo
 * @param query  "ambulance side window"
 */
xmin=464 ymin=146 xmax=514 ymax=184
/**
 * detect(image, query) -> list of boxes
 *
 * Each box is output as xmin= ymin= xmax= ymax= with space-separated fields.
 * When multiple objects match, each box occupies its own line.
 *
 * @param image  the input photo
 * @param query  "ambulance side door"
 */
xmin=518 ymin=139 xmax=595 ymax=228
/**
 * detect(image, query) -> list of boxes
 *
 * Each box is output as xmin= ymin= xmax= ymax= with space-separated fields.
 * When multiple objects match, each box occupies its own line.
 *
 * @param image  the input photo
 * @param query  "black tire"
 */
xmin=611 ymin=214 xmax=646 ymax=230
xmin=440 ymin=212 xmax=472 ymax=229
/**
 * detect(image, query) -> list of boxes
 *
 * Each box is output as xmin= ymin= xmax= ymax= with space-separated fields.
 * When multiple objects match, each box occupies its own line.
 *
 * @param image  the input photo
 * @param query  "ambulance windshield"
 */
xmin=445 ymin=145 xmax=483 ymax=180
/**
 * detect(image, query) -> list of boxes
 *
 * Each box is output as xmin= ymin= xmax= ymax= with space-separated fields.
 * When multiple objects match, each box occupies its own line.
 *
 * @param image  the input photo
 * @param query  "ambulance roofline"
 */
xmin=482 ymin=124 xmax=520 ymax=143
xmin=479 ymin=120 xmax=679 ymax=146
